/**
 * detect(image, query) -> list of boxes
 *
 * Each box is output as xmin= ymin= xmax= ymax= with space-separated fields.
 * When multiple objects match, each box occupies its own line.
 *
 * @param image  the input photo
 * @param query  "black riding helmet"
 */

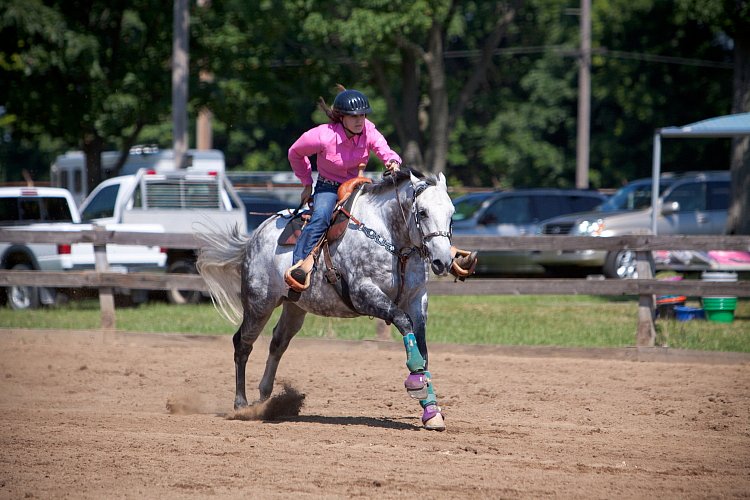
xmin=332 ymin=89 xmax=373 ymax=115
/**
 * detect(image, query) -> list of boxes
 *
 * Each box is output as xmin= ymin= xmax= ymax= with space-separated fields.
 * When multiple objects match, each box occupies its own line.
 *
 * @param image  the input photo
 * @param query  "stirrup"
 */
xmin=284 ymin=261 xmax=311 ymax=292
xmin=450 ymin=246 xmax=478 ymax=281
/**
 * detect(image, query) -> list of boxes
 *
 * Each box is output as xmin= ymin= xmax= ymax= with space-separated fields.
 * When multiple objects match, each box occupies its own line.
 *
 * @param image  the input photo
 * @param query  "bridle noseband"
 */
xmin=403 ymin=180 xmax=452 ymax=257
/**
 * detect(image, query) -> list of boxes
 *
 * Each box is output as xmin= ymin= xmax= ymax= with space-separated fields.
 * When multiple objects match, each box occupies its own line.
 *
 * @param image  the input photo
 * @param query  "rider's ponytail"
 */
xmin=318 ymin=84 xmax=348 ymax=123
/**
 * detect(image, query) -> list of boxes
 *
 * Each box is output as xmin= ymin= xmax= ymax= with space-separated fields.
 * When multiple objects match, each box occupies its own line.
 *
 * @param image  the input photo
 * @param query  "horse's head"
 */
xmin=409 ymin=172 xmax=454 ymax=276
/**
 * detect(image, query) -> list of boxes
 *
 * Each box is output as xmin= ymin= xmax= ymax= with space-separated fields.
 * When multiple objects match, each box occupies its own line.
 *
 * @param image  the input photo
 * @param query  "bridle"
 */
xmin=333 ymin=173 xmax=453 ymax=307
xmin=395 ymin=176 xmax=453 ymax=258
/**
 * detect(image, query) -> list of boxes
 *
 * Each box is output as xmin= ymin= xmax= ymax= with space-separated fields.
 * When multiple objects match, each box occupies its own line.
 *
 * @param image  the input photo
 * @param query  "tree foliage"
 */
xmin=0 ymin=0 xmax=173 ymax=186
xmin=0 ymin=0 xmax=741 ymax=201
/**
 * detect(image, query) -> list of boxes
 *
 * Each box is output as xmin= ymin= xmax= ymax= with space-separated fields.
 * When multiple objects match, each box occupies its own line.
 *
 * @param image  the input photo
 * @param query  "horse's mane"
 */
xmin=361 ymin=166 xmax=435 ymax=196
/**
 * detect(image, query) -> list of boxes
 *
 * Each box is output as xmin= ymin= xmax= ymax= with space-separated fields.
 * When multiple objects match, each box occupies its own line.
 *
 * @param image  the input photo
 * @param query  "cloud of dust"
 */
xmin=225 ymin=383 xmax=305 ymax=421
xmin=165 ymin=392 xmax=209 ymax=415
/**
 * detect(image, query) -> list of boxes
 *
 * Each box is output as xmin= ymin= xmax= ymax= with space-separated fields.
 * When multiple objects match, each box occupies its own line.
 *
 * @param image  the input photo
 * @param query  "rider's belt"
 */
xmin=318 ymin=176 xmax=342 ymax=187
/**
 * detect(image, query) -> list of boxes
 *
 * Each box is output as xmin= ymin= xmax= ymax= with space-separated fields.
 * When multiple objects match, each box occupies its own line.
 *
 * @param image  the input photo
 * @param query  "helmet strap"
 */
xmin=343 ymin=123 xmax=362 ymax=138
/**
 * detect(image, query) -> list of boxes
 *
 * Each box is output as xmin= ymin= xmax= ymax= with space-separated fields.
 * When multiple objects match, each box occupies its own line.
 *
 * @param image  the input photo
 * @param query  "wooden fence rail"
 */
xmin=1 ymin=228 xmax=749 ymax=346
xmin=2 ymin=228 xmax=750 ymax=251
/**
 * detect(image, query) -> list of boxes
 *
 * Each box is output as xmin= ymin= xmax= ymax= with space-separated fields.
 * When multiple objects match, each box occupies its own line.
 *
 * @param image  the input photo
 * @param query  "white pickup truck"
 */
xmin=78 ymin=168 xmax=247 ymax=304
xmin=0 ymin=186 xmax=166 ymax=309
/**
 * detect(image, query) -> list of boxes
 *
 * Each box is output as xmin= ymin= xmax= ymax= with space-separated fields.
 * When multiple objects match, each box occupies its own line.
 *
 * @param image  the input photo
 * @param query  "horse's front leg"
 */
xmin=406 ymin=297 xmax=445 ymax=431
xmin=350 ymin=286 xmax=424 ymax=388
xmin=350 ymin=284 xmax=445 ymax=430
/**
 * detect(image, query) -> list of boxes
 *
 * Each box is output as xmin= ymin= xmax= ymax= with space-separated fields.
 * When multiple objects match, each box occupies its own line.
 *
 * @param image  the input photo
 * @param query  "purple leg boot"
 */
xmin=404 ymin=372 xmax=428 ymax=399
xmin=422 ymin=404 xmax=445 ymax=431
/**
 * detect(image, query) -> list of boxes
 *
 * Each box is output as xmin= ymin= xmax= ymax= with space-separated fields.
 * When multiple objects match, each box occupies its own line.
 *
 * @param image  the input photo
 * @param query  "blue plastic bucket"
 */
xmin=674 ymin=306 xmax=705 ymax=322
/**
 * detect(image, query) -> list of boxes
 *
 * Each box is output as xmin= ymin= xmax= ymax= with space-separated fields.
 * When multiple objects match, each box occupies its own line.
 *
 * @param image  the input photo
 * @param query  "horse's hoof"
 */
xmin=422 ymin=404 xmax=445 ymax=431
xmin=404 ymin=372 xmax=428 ymax=399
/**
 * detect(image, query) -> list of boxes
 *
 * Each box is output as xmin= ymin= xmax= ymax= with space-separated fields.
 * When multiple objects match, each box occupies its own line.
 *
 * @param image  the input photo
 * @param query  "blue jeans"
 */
xmin=292 ymin=178 xmax=340 ymax=264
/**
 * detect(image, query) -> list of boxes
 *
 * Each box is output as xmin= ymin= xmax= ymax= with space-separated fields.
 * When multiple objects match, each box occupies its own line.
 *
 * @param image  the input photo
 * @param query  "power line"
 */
xmin=266 ymin=45 xmax=732 ymax=70
xmin=443 ymin=45 xmax=733 ymax=69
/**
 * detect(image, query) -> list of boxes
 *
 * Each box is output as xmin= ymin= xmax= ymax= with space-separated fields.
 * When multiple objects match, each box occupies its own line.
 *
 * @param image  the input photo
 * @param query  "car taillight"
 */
xmin=57 ymin=244 xmax=71 ymax=254
xmin=208 ymin=171 xmax=218 ymax=176
xmin=159 ymin=247 xmax=168 ymax=253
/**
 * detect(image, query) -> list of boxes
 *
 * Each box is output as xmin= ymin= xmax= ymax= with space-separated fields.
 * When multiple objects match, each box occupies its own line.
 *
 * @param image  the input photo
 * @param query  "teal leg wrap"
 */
xmin=403 ymin=333 xmax=425 ymax=372
xmin=420 ymin=371 xmax=437 ymax=407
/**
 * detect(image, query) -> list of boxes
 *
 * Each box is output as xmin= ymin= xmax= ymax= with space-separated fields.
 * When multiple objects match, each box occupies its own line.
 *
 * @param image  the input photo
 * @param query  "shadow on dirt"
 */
xmin=272 ymin=414 xmax=421 ymax=431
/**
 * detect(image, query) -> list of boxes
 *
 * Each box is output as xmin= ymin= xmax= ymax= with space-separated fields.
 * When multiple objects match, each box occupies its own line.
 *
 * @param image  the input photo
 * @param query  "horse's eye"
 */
xmin=418 ymin=209 xmax=428 ymax=219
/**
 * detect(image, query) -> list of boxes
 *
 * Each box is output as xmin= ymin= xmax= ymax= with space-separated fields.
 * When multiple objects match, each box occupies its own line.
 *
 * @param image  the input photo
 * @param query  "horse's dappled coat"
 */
xmin=197 ymin=168 xmax=454 ymax=430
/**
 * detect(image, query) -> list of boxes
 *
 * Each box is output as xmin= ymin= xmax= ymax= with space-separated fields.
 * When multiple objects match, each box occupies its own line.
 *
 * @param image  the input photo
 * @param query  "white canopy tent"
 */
xmin=650 ymin=112 xmax=750 ymax=233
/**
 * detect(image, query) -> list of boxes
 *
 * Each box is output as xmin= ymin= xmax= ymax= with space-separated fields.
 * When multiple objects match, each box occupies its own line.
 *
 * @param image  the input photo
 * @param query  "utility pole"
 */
xmin=576 ymin=0 xmax=591 ymax=189
xmin=172 ymin=0 xmax=189 ymax=169
xmin=196 ymin=0 xmax=213 ymax=150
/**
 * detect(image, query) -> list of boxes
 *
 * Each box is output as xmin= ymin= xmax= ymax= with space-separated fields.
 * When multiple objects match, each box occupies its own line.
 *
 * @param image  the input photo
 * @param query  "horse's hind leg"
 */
xmin=233 ymin=308 xmax=273 ymax=409
xmin=258 ymin=302 xmax=307 ymax=400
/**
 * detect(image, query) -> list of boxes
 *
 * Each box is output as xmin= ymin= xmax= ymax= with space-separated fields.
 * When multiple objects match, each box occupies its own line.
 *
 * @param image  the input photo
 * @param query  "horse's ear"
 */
xmin=409 ymin=172 xmax=420 ymax=186
xmin=437 ymin=172 xmax=447 ymax=190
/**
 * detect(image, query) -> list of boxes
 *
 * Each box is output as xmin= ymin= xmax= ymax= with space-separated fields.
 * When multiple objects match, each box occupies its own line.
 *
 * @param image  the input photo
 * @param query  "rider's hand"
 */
xmin=385 ymin=160 xmax=401 ymax=173
xmin=301 ymin=185 xmax=313 ymax=206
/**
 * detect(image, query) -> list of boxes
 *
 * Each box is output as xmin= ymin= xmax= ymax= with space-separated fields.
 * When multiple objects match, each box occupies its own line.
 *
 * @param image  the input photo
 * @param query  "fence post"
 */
xmin=93 ymin=226 xmax=116 ymax=330
xmin=635 ymin=251 xmax=655 ymax=347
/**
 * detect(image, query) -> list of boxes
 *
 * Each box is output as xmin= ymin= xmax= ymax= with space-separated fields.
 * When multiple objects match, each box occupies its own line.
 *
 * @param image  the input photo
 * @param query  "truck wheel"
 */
xmin=166 ymin=259 xmax=203 ymax=305
xmin=603 ymin=250 xmax=653 ymax=279
xmin=7 ymin=263 xmax=40 ymax=310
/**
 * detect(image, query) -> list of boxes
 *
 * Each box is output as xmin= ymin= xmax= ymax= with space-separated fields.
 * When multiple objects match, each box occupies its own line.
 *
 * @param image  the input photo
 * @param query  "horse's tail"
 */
xmin=195 ymin=224 xmax=248 ymax=325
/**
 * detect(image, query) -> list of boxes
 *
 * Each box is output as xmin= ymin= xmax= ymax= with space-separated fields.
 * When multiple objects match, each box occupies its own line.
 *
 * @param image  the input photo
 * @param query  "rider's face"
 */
xmin=342 ymin=114 xmax=366 ymax=135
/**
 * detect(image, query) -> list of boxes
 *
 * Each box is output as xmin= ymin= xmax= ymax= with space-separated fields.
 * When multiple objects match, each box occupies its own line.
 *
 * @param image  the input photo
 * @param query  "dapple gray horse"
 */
xmin=196 ymin=168 xmax=455 ymax=430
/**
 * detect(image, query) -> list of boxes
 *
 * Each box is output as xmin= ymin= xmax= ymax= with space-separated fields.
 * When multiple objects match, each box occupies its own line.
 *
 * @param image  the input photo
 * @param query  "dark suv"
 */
xmin=536 ymin=171 xmax=731 ymax=278
xmin=452 ymin=188 xmax=608 ymax=274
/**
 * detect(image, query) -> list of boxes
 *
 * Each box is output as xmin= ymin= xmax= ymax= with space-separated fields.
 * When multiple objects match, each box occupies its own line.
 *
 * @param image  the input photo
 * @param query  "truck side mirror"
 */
xmin=661 ymin=201 xmax=680 ymax=215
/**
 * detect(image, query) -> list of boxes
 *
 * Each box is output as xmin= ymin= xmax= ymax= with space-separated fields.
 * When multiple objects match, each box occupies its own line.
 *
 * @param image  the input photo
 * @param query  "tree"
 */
xmin=298 ymin=1 xmax=521 ymax=175
xmin=676 ymin=0 xmax=750 ymax=234
xmin=0 ymin=0 xmax=173 ymax=192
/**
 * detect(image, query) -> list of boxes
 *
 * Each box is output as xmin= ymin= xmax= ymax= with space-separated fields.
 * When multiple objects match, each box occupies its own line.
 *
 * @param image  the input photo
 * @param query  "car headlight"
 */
xmin=576 ymin=219 xmax=605 ymax=236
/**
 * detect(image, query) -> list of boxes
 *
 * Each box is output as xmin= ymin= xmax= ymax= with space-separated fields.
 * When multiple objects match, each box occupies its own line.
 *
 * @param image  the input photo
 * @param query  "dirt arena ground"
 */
xmin=1 ymin=328 xmax=748 ymax=499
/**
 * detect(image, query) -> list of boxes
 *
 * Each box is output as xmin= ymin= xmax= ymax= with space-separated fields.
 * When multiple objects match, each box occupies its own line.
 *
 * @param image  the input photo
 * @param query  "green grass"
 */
xmin=1 ymin=295 xmax=748 ymax=352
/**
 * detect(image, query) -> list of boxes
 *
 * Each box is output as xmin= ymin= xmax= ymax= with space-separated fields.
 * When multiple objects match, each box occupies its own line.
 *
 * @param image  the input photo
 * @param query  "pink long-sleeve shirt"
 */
xmin=288 ymin=119 xmax=402 ymax=186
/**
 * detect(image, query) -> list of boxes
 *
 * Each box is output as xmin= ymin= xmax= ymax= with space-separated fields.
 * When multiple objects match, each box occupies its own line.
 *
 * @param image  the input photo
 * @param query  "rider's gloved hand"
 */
xmin=385 ymin=160 xmax=401 ymax=174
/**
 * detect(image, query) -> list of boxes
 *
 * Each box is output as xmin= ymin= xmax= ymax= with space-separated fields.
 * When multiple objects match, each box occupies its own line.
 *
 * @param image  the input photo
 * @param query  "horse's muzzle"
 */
xmin=430 ymin=259 xmax=449 ymax=276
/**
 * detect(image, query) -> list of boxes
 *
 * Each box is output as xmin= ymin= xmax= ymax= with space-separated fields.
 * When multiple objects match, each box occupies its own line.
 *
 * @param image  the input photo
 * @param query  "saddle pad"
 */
xmin=278 ymin=212 xmax=310 ymax=246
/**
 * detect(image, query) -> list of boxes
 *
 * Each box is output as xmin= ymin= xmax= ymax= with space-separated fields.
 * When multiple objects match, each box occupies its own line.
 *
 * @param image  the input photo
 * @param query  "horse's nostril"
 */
xmin=431 ymin=260 xmax=445 ymax=274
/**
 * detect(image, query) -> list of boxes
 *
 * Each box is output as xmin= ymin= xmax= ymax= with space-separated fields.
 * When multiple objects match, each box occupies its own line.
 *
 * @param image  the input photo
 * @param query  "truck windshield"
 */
xmin=80 ymin=184 xmax=119 ymax=221
xmin=598 ymin=180 xmax=673 ymax=212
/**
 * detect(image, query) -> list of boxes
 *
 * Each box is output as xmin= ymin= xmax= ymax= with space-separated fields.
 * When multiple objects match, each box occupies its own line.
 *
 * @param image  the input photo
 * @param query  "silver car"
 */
xmin=536 ymin=171 xmax=731 ymax=278
xmin=452 ymin=188 xmax=608 ymax=274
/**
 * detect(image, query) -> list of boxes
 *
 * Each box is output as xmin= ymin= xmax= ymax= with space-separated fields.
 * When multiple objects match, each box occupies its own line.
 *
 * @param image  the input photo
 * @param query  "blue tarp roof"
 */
xmin=659 ymin=112 xmax=750 ymax=138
